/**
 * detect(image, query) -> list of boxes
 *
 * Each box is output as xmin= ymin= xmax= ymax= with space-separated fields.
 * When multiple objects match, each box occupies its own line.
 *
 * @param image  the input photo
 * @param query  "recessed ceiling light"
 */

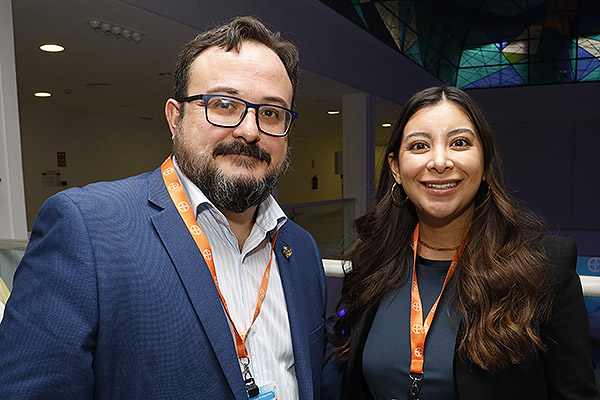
xmin=382 ymin=123 xmax=392 ymax=128
xmin=34 ymin=92 xmax=52 ymax=98
xmin=40 ymin=44 xmax=64 ymax=52
xmin=327 ymin=110 xmax=340 ymax=115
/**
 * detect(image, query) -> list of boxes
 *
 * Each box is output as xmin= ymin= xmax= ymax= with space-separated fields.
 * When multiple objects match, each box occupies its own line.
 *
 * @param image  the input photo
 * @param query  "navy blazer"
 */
xmin=0 ymin=167 xmax=327 ymax=400
xmin=340 ymin=235 xmax=599 ymax=400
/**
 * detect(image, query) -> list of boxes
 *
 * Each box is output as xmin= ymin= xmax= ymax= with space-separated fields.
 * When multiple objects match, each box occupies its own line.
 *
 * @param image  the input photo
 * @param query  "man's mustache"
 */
xmin=213 ymin=141 xmax=271 ymax=165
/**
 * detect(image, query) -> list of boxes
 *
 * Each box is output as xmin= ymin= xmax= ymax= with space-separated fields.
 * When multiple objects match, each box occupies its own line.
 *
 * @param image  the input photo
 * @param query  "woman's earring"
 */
xmin=391 ymin=182 xmax=409 ymax=207
xmin=476 ymin=180 xmax=491 ymax=203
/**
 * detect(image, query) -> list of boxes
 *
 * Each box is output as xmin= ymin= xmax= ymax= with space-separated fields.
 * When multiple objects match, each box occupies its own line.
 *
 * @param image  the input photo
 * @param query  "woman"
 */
xmin=333 ymin=86 xmax=599 ymax=399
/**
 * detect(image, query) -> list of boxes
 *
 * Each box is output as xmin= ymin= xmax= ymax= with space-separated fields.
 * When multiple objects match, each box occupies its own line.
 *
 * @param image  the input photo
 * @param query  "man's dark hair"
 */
xmin=173 ymin=16 xmax=300 ymax=106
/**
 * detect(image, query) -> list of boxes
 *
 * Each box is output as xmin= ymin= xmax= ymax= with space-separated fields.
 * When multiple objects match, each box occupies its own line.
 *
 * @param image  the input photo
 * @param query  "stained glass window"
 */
xmin=320 ymin=0 xmax=600 ymax=88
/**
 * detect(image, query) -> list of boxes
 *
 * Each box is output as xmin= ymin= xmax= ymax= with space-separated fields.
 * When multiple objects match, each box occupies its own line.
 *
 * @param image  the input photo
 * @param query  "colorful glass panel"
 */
xmin=321 ymin=0 xmax=600 ymax=88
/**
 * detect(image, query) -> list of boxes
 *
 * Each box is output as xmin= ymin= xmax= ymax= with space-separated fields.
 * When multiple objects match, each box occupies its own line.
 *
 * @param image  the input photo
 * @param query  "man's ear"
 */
xmin=165 ymin=98 xmax=181 ymax=139
xmin=387 ymin=152 xmax=401 ymax=184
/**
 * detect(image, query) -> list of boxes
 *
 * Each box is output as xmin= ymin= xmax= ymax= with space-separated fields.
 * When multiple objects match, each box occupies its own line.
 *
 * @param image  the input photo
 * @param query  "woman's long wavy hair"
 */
xmin=334 ymin=86 xmax=552 ymax=372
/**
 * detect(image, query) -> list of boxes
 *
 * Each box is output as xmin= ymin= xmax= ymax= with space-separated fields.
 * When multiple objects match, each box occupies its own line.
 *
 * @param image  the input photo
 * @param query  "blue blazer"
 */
xmin=0 ymin=168 xmax=327 ymax=400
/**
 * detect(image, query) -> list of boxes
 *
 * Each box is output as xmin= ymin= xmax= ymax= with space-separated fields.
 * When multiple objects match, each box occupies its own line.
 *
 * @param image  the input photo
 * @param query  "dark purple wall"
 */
xmin=469 ymin=82 xmax=600 ymax=256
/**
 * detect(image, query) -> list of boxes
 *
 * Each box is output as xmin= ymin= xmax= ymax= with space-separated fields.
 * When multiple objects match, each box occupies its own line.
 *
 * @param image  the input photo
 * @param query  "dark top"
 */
xmin=363 ymin=257 xmax=457 ymax=400
xmin=340 ymin=235 xmax=600 ymax=400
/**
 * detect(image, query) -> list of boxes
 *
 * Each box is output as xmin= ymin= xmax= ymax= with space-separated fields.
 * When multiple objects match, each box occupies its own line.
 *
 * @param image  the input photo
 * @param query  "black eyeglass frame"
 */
xmin=177 ymin=94 xmax=299 ymax=137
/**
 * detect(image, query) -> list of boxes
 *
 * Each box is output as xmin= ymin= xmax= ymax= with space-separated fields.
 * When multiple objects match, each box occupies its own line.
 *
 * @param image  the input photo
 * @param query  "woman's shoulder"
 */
xmin=537 ymin=234 xmax=576 ymax=262
xmin=535 ymin=233 xmax=578 ymax=283
xmin=537 ymin=233 xmax=576 ymax=250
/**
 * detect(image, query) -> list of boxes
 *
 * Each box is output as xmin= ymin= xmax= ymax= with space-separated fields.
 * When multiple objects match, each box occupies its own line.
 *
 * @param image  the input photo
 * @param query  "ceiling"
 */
xmin=17 ymin=1 xmax=599 ymax=151
xmin=10 ymin=0 xmax=403 ymax=146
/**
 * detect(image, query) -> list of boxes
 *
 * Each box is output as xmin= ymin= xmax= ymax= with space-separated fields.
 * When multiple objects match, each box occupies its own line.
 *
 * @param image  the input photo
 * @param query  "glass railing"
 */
xmin=0 ymin=239 xmax=27 ymax=291
xmin=281 ymin=198 xmax=355 ymax=259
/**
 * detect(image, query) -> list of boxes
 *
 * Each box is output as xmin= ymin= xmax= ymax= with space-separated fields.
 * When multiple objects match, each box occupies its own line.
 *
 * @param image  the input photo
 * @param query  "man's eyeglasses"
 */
xmin=177 ymin=94 xmax=298 ymax=137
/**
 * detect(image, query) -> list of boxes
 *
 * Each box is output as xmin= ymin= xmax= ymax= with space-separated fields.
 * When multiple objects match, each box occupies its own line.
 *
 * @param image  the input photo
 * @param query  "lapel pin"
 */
xmin=282 ymin=245 xmax=292 ymax=259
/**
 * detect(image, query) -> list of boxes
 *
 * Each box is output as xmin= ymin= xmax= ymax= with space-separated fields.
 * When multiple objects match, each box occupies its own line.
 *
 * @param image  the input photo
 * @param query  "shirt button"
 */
xmin=251 ymin=326 xmax=257 ymax=333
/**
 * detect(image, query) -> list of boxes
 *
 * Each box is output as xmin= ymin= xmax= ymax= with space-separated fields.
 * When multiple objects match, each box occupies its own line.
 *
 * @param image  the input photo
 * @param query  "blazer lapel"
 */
xmin=275 ymin=226 xmax=313 ymax=400
xmin=147 ymin=168 xmax=247 ymax=399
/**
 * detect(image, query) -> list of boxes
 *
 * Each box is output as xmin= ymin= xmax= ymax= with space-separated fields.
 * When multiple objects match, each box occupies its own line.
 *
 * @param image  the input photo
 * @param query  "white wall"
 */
xmin=278 ymin=135 xmax=343 ymax=205
xmin=19 ymin=107 xmax=172 ymax=229
xmin=0 ymin=0 xmax=27 ymax=240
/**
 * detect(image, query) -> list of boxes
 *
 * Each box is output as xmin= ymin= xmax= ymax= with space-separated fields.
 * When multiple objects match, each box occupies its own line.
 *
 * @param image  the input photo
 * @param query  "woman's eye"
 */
xmin=408 ymin=142 xmax=428 ymax=151
xmin=452 ymin=138 xmax=472 ymax=147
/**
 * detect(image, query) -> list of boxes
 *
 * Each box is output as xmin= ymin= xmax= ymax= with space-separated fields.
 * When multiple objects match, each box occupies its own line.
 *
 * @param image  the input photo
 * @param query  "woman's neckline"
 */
xmin=416 ymin=254 xmax=452 ymax=267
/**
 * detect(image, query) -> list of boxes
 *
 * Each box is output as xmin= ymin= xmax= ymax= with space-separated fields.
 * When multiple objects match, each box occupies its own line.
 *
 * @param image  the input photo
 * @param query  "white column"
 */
xmin=0 ymin=0 xmax=27 ymax=240
xmin=342 ymin=93 xmax=375 ymax=218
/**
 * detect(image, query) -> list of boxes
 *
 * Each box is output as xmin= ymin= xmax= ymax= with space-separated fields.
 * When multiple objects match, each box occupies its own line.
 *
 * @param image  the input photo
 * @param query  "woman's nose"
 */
xmin=427 ymin=148 xmax=454 ymax=173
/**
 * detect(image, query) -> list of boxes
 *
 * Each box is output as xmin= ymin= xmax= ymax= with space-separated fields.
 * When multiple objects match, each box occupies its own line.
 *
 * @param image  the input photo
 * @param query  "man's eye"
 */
xmin=217 ymin=100 xmax=233 ymax=109
xmin=261 ymin=107 xmax=281 ymax=119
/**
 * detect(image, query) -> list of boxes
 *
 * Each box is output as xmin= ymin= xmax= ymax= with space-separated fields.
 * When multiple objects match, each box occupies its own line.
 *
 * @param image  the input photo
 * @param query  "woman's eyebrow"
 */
xmin=447 ymin=128 xmax=476 ymax=138
xmin=403 ymin=131 xmax=431 ymax=144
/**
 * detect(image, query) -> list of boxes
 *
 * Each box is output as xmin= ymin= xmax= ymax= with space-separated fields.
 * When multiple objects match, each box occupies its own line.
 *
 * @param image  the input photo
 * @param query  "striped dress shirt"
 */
xmin=173 ymin=158 xmax=299 ymax=400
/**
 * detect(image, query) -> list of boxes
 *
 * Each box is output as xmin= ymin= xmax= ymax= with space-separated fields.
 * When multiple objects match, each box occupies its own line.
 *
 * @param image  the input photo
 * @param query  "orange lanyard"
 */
xmin=408 ymin=223 xmax=469 ymax=399
xmin=161 ymin=155 xmax=277 ymax=360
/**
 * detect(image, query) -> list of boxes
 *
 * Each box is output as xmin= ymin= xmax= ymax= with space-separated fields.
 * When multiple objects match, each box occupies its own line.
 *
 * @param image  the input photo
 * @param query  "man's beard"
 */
xmin=173 ymin=131 xmax=290 ymax=214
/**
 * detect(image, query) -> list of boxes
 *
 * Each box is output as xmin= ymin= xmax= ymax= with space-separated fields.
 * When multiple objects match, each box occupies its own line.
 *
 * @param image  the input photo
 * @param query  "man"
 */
xmin=0 ymin=17 xmax=327 ymax=400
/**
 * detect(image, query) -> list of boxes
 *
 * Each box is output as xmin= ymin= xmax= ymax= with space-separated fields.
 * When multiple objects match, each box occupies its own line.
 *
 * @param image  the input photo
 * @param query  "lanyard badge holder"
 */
xmin=242 ymin=358 xmax=260 ymax=398
xmin=407 ymin=372 xmax=423 ymax=400
xmin=407 ymin=224 xmax=469 ymax=400
xmin=243 ymin=358 xmax=278 ymax=399
xmin=161 ymin=156 xmax=279 ymax=400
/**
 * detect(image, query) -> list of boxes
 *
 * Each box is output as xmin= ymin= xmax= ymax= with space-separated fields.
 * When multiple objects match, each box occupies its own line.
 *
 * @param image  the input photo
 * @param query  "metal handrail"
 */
xmin=323 ymin=259 xmax=600 ymax=297
xmin=2 ymin=245 xmax=599 ymax=297
xmin=580 ymin=276 xmax=600 ymax=297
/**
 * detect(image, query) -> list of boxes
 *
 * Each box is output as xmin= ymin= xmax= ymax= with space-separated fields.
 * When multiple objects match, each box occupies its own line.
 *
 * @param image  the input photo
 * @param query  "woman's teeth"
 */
xmin=426 ymin=182 xmax=457 ymax=189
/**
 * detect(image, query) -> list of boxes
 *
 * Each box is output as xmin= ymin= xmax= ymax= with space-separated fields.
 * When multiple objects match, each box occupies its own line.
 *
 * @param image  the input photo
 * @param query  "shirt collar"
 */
xmin=172 ymin=156 xmax=287 ymax=234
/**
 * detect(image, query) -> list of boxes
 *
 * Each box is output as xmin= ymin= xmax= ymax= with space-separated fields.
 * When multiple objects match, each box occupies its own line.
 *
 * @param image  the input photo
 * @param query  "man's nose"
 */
xmin=232 ymin=108 xmax=261 ymax=143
